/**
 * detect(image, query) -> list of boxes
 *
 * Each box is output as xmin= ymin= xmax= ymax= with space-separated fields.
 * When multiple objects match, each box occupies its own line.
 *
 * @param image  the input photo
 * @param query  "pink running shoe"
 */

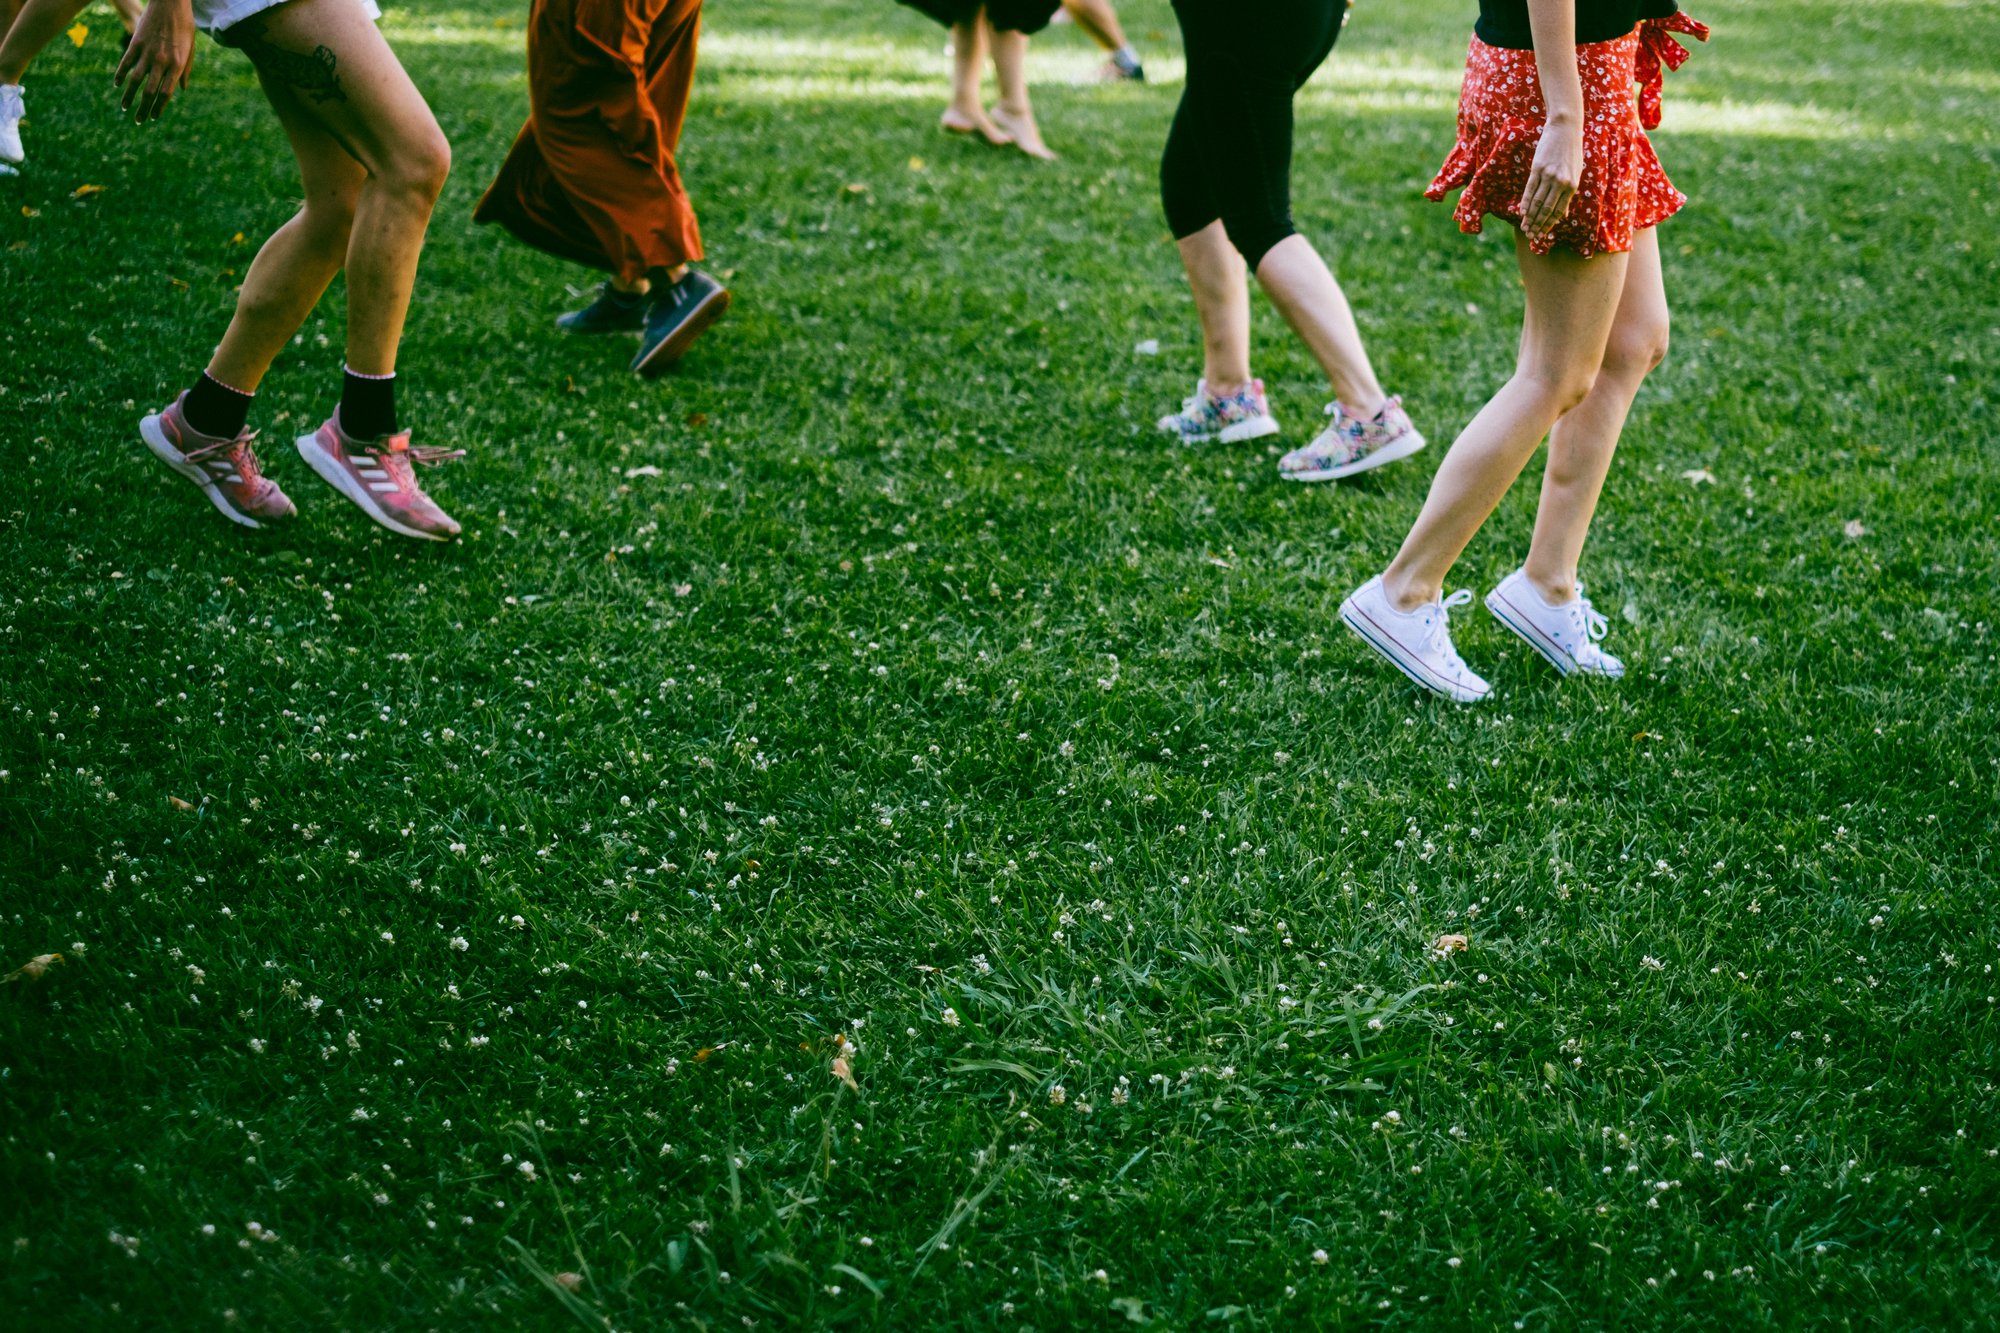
xmin=138 ymin=393 xmax=297 ymax=529
xmin=295 ymin=411 xmax=464 ymax=542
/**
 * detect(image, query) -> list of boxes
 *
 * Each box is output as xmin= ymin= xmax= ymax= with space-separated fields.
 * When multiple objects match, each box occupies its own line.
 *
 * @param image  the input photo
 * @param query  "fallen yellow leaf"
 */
xmin=4 ymin=953 xmax=63 ymax=986
xmin=67 ymin=21 xmax=88 ymax=46
xmin=554 ymin=1272 xmax=582 ymax=1292
xmin=168 ymin=795 xmax=195 ymax=811
xmin=1431 ymin=933 xmax=1468 ymax=955
xmin=72 ymin=183 xmax=104 ymax=198
xmin=831 ymin=1054 xmax=859 ymax=1091
xmin=908 ymin=156 xmax=926 ymax=172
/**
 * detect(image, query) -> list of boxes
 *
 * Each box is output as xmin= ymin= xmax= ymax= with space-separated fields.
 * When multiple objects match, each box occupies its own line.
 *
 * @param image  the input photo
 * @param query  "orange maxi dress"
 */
xmin=476 ymin=0 xmax=705 ymax=286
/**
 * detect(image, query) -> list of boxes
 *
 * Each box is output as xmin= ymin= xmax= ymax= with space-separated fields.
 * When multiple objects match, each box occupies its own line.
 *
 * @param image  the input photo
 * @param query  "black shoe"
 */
xmin=632 ymin=269 xmax=730 ymax=378
xmin=557 ymin=282 xmax=647 ymax=335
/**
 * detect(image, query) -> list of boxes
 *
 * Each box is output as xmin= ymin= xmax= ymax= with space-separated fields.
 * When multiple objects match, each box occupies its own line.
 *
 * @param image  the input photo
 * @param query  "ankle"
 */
xmin=1339 ymin=390 xmax=1387 ymax=420
xmin=1525 ymin=569 xmax=1577 ymax=605
xmin=1203 ymin=376 xmax=1250 ymax=400
xmin=1381 ymin=567 xmax=1438 ymax=613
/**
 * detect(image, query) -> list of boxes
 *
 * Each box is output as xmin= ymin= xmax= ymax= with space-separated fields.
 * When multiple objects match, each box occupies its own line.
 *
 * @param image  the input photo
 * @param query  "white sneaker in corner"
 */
xmin=1484 ymin=568 xmax=1625 ymax=678
xmin=0 ymin=85 xmax=26 ymax=165
xmin=1339 ymin=575 xmax=1491 ymax=703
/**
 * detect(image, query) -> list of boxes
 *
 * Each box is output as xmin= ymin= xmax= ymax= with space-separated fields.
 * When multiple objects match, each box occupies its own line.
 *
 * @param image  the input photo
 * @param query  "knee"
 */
xmin=376 ymin=127 xmax=452 ymax=204
xmin=1524 ymin=368 xmax=1599 ymax=417
xmin=1601 ymin=315 xmax=1670 ymax=384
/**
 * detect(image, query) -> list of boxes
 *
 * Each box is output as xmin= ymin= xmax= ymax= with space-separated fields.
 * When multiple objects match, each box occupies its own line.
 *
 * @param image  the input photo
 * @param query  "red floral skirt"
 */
xmin=1425 ymin=16 xmax=1708 ymax=258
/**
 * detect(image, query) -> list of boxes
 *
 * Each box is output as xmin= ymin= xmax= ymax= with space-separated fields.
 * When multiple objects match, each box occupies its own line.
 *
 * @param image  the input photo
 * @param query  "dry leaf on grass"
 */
xmin=4 ymin=953 xmax=63 ymax=986
xmin=168 ymin=796 xmax=195 ymax=811
xmin=553 ymin=1272 xmax=583 ymax=1293
xmin=1844 ymin=519 xmax=1868 ymax=539
xmin=831 ymin=1054 xmax=859 ymax=1091
xmin=66 ymin=21 xmax=88 ymax=46
xmin=1431 ymin=934 xmax=1469 ymax=957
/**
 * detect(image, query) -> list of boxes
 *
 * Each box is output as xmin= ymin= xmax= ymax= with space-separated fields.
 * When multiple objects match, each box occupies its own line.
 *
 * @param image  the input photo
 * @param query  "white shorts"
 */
xmin=196 ymin=0 xmax=380 ymax=34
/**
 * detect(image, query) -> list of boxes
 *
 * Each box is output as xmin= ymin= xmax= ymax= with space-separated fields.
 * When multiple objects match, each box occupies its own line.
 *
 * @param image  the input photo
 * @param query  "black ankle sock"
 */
xmin=184 ymin=371 xmax=254 ymax=439
xmin=340 ymin=367 xmax=398 ymax=441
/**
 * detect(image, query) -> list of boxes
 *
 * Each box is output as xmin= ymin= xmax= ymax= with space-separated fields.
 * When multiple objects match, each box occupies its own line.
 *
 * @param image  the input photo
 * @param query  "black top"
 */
xmin=1474 ymin=0 xmax=1678 ymax=49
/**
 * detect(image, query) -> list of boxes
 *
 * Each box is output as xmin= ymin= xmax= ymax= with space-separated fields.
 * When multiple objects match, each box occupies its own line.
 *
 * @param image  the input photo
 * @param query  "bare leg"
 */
xmin=1522 ymin=227 xmax=1669 ymax=603
xmin=1380 ymin=233 xmax=1630 ymax=611
xmin=1060 ymin=0 xmax=1128 ymax=52
xmin=0 ymin=0 xmax=94 ymax=83
xmin=1176 ymin=220 xmax=1252 ymax=395
xmin=1254 ymin=233 xmax=1387 ymax=416
xmin=209 ymin=0 xmax=449 ymax=381
xmin=986 ymin=20 xmax=1054 ymax=160
xmin=938 ymin=16 xmax=1008 ymax=144
xmin=207 ymin=73 xmax=365 ymax=390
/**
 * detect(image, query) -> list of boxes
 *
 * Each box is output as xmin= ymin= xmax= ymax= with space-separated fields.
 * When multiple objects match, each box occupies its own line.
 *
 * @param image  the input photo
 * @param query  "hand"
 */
xmin=1520 ymin=115 xmax=1583 ymax=240
xmin=114 ymin=0 xmax=196 ymax=123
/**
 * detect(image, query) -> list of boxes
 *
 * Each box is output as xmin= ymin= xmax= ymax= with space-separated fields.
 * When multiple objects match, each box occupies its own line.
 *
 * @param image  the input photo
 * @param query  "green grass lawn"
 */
xmin=3 ymin=0 xmax=1998 ymax=1327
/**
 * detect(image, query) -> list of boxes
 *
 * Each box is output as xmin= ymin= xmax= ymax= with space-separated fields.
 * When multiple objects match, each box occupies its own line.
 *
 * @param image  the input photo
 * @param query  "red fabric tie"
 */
xmin=1635 ymin=12 xmax=1710 ymax=130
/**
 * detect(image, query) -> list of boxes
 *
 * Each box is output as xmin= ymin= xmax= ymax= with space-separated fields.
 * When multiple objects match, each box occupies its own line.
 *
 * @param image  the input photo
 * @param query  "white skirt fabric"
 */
xmin=195 ymin=0 xmax=381 ymax=33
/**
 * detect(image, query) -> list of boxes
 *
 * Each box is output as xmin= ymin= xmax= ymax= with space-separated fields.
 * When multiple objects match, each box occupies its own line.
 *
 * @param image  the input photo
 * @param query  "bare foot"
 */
xmin=939 ymin=106 xmax=1012 ymax=146
xmin=989 ymin=104 xmax=1056 ymax=161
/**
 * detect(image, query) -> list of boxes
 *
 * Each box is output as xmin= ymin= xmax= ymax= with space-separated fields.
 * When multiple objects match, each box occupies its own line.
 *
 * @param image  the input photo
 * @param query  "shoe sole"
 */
xmin=1484 ymin=587 xmax=1578 ymax=677
xmin=1281 ymin=428 xmax=1427 ymax=483
xmin=139 ymin=413 xmax=263 ymax=530
xmin=556 ymin=318 xmax=645 ymax=337
xmin=1485 ymin=587 xmax=1625 ymax=680
xmin=1339 ymin=595 xmax=1490 ymax=704
xmin=1157 ymin=414 xmax=1281 ymax=446
xmin=295 ymin=432 xmax=452 ymax=542
xmin=633 ymin=288 xmax=731 ymax=379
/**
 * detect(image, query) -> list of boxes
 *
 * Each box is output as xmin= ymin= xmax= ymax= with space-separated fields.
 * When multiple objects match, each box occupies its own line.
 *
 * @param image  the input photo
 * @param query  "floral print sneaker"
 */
xmin=1155 ymin=378 xmax=1281 ymax=445
xmin=1278 ymin=395 xmax=1426 ymax=482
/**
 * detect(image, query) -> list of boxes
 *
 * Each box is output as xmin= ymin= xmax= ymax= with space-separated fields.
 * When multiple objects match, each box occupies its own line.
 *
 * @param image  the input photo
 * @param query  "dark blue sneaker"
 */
xmin=557 ymin=282 xmax=647 ymax=335
xmin=632 ymin=269 xmax=730 ymax=378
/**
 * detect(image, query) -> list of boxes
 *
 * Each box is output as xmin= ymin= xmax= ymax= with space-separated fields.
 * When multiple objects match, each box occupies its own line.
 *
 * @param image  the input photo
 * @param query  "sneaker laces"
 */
xmin=1569 ymin=588 xmax=1612 ymax=665
xmin=368 ymin=441 xmax=464 ymax=490
xmin=1427 ymin=589 xmax=1475 ymax=662
xmin=182 ymin=431 xmax=266 ymax=483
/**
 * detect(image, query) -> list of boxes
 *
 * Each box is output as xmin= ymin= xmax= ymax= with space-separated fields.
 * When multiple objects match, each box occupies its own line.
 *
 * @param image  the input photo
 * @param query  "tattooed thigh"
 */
xmin=217 ymin=13 xmax=348 ymax=103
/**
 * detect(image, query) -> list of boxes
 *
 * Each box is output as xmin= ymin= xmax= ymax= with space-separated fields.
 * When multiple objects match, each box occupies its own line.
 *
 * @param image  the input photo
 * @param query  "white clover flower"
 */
xmin=450 ymin=936 xmax=469 ymax=952
xmin=518 ymin=1161 xmax=537 ymax=1180
xmin=1312 ymin=1248 xmax=1330 ymax=1265
xmin=350 ymin=1107 xmax=370 ymax=1122
xmin=941 ymin=1008 xmax=960 ymax=1028
xmin=1049 ymin=1085 xmax=1067 ymax=1106
xmin=380 ymin=931 xmax=395 ymax=944
xmin=248 ymin=1039 xmax=266 ymax=1055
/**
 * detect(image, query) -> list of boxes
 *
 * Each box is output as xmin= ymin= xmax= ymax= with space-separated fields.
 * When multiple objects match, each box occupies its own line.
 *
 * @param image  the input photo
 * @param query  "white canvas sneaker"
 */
xmin=1340 ymin=575 xmax=1491 ymax=703
xmin=0 ymin=85 xmax=25 ymax=165
xmin=1484 ymin=568 xmax=1625 ymax=678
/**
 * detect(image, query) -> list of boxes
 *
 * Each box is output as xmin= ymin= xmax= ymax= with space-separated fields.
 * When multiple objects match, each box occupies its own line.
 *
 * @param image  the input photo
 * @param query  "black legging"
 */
xmin=1160 ymin=0 xmax=1346 ymax=270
